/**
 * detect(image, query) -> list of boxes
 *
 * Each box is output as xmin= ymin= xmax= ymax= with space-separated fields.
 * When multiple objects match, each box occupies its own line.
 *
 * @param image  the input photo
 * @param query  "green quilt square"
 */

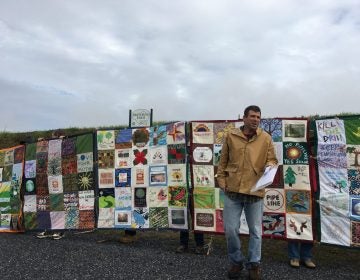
xmin=76 ymin=134 xmax=93 ymax=154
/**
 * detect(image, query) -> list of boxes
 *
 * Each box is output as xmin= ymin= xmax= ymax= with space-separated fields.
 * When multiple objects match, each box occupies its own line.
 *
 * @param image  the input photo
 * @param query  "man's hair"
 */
xmin=244 ymin=105 xmax=261 ymax=117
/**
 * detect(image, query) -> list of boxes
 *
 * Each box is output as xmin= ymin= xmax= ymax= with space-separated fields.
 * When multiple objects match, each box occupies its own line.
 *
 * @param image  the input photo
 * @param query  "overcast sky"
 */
xmin=1 ymin=0 xmax=360 ymax=132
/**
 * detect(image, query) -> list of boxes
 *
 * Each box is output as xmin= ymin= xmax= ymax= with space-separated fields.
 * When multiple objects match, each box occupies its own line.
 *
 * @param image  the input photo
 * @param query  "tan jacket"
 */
xmin=216 ymin=127 xmax=278 ymax=197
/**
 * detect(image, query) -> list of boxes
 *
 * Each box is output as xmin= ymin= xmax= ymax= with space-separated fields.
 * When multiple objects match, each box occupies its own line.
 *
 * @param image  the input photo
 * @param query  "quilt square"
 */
xmin=260 ymin=119 xmax=282 ymax=142
xmin=168 ymin=186 xmax=187 ymax=207
xmin=115 ymin=168 xmax=131 ymax=187
xmin=98 ymin=150 xmax=115 ymax=169
xmin=63 ymin=173 xmax=78 ymax=192
xmin=78 ymin=190 xmax=95 ymax=210
xmin=25 ymin=143 xmax=37 ymax=160
xmin=115 ymin=129 xmax=132 ymax=149
xmin=77 ymin=152 xmax=93 ymax=173
xmin=192 ymin=122 xmax=214 ymax=144
xmin=115 ymin=187 xmax=132 ymax=210
xmin=214 ymin=122 xmax=236 ymax=144
xmin=316 ymin=119 xmax=346 ymax=144
xmin=98 ymin=169 xmax=115 ymax=188
xmin=133 ymin=187 xmax=147 ymax=208
xmin=282 ymin=119 xmax=307 ymax=142
xmin=24 ymin=212 xmax=37 ymax=230
xmin=62 ymin=137 xmax=76 ymax=156
xmin=166 ymin=122 xmax=185 ymax=144
xmin=99 ymin=188 xmax=115 ymax=208
xmin=36 ymin=140 xmax=48 ymax=153
xmin=149 ymin=165 xmax=167 ymax=186
xmin=49 ymin=194 xmax=64 ymax=211
xmin=263 ymin=189 xmax=285 ymax=213
xmin=50 ymin=211 xmax=65 ymax=229
xmin=14 ymin=146 xmax=25 ymax=164
xmin=62 ymin=155 xmax=77 ymax=175
xmin=77 ymin=172 xmax=94 ymax=191
xmin=149 ymin=146 xmax=168 ymax=165
xmin=114 ymin=210 xmax=132 ymax=228
xmin=97 ymin=130 xmax=115 ymax=150
xmin=37 ymin=211 xmax=51 ymax=230
xmin=193 ymin=187 xmax=215 ymax=209
xmin=65 ymin=208 xmax=79 ymax=229
xmin=168 ymin=207 xmax=187 ymax=229
xmin=149 ymin=207 xmax=168 ymax=228
xmin=283 ymin=142 xmax=309 ymax=165
xmin=148 ymin=187 xmax=168 ymax=207
xmin=79 ymin=210 xmax=95 ymax=229
xmin=36 ymin=152 xmax=48 ymax=174
xmin=76 ymin=134 xmax=93 ymax=154
xmin=193 ymin=144 xmax=213 ymax=165
xmin=263 ymin=213 xmax=285 ymax=238
xmin=150 ymin=125 xmax=167 ymax=146
xmin=25 ymin=160 xmax=36 ymax=179
xmin=167 ymin=144 xmax=186 ymax=164
xmin=132 ymin=128 xmax=150 ymax=148
xmin=63 ymin=192 xmax=79 ymax=210
xmin=37 ymin=195 xmax=50 ymax=211
xmin=132 ymin=148 xmax=149 ymax=166
xmin=132 ymin=207 xmax=149 ymax=229
xmin=115 ymin=148 xmax=132 ymax=168
xmin=285 ymin=190 xmax=311 ymax=214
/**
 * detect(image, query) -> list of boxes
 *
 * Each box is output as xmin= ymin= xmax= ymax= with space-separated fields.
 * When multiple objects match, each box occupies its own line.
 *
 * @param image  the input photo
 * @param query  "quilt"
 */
xmin=190 ymin=119 xmax=315 ymax=241
xmin=315 ymin=116 xmax=360 ymax=247
xmin=96 ymin=122 xmax=189 ymax=230
xmin=0 ymin=145 xmax=25 ymax=232
xmin=23 ymin=134 xmax=95 ymax=230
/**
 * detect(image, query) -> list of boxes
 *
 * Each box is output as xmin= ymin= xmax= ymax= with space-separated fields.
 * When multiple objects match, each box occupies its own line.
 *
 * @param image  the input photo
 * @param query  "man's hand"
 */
xmin=216 ymin=175 xmax=227 ymax=191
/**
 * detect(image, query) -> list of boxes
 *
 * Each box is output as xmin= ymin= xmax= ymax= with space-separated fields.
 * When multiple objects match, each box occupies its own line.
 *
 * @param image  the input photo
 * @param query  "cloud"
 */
xmin=0 ymin=0 xmax=360 ymax=131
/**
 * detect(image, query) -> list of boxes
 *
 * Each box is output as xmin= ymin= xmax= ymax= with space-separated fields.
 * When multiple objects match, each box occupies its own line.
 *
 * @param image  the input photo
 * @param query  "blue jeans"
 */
xmin=288 ymin=241 xmax=313 ymax=261
xmin=223 ymin=194 xmax=264 ymax=266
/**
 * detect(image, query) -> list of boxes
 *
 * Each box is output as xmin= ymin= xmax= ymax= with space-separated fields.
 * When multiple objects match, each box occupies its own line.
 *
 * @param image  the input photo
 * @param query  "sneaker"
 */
xmin=175 ymin=245 xmax=188 ymax=253
xmin=227 ymin=263 xmax=243 ymax=279
xmin=302 ymin=259 xmax=316 ymax=269
xmin=52 ymin=232 xmax=65 ymax=240
xmin=289 ymin=259 xmax=300 ymax=268
xmin=119 ymin=235 xmax=137 ymax=244
xmin=36 ymin=231 xmax=52 ymax=239
xmin=248 ymin=264 xmax=261 ymax=280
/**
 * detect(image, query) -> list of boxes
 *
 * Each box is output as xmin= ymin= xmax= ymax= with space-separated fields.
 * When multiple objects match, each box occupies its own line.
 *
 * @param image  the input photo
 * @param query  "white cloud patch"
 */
xmin=0 ymin=0 xmax=360 ymax=131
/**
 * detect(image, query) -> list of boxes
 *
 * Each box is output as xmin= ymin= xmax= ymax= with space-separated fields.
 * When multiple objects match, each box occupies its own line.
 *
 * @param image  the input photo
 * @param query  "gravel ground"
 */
xmin=0 ymin=230 xmax=358 ymax=280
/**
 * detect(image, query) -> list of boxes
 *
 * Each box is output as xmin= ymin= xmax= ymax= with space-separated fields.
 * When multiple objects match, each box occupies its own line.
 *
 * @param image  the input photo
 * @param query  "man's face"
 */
xmin=243 ymin=110 xmax=261 ymax=130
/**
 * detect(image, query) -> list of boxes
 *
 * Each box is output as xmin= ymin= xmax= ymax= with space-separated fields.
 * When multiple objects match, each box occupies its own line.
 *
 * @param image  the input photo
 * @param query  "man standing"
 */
xmin=216 ymin=105 xmax=278 ymax=280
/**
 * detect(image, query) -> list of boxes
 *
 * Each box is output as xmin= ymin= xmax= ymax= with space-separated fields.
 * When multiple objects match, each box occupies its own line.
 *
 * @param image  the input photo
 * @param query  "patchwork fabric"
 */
xmin=23 ymin=134 xmax=95 ymax=230
xmin=98 ymin=150 xmax=115 ymax=168
xmin=149 ymin=207 xmax=168 ymax=228
xmin=0 ymin=145 xmax=24 ymax=232
xmin=190 ymin=119 xmax=314 ymax=241
xmin=115 ymin=129 xmax=132 ymax=149
xmin=315 ymin=116 xmax=360 ymax=247
xmin=96 ymin=122 xmax=189 ymax=230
